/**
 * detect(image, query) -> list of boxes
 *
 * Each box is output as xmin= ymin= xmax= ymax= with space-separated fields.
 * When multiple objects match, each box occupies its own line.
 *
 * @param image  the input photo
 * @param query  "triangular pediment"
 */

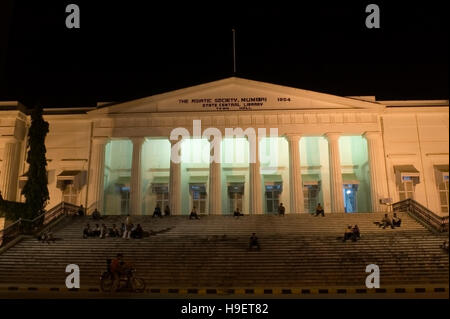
xmin=89 ymin=77 xmax=384 ymax=114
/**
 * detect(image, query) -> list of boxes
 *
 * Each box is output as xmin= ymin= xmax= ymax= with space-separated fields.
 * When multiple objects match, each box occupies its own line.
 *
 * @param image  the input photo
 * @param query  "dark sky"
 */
xmin=0 ymin=1 xmax=448 ymax=108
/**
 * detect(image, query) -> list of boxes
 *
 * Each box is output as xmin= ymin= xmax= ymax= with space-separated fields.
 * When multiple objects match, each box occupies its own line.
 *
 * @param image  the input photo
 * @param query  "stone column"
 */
xmin=89 ymin=137 xmax=108 ymax=214
xmin=130 ymin=137 xmax=145 ymax=215
xmin=249 ymin=134 xmax=262 ymax=214
xmin=364 ymin=131 xmax=389 ymax=212
xmin=208 ymin=137 xmax=222 ymax=215
xmin=286 ymin=134 xmax=304 ymax=213
xmin=0 ymin=137 xmax=21 ymax=201
xmin=325 ymin=133 xmax=345 ymax=213
xmin=169 ymin=140 xmax=182 ymax=215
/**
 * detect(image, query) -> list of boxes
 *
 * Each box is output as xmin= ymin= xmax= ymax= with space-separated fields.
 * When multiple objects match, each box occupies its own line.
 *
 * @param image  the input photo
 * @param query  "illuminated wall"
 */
xmin=339 ymin=136 xmax=371 ymax=212
xmin=260 ymin=137 xmax=290 ymax=214
xmin=141 ymin=139 xmax=171 ymax=215
xmin=103 ymin=139 xmax=133 ymax=215
xmin=180 ymin=138 xmax=210 ymax=215
xmin=222 ymin=137 xmax=250 ymax=215
xmin=300 ymin=137 xmax=331 ymax=212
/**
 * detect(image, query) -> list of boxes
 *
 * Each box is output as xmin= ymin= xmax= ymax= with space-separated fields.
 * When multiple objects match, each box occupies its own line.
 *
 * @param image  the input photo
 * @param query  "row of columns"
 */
xmin=87 ymin=132 xmax=388 ymax=215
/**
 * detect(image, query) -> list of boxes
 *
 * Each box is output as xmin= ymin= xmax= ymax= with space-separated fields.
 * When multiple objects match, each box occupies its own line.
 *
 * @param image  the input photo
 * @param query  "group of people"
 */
xmin=343 ymin=225 xmax=361 ymax=242
xmin=374 ymin=213 xmax=402 ymax=229
xmin=83 ymin=218 xmax=147 ymax=240
xmin=152 ymin=205 xmax=170 ymax=218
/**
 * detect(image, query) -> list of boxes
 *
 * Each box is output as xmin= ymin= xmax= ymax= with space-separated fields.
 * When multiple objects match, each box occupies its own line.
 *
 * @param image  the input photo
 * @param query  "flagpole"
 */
xmin=232 ymin=28 xmax=236 ymax=74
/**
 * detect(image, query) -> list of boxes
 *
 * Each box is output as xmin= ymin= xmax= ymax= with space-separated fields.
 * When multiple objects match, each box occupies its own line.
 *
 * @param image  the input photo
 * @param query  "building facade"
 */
xmin=0 ymin=78 xmax=448 ymax=224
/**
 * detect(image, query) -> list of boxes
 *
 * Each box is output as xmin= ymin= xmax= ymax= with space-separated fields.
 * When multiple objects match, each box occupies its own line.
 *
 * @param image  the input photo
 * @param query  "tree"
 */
xmin=21 ymin=105 xmax=50 ymax=220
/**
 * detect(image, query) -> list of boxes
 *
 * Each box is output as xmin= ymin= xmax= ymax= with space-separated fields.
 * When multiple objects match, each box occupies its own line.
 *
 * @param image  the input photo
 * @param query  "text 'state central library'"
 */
xmin=0 ymin=78 xmax=448 ymax=223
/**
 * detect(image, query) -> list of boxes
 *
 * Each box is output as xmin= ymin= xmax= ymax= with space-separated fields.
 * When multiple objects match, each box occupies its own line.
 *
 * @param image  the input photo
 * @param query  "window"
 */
xmin=303 ymin=185 xmax=319 ymax=213
xmin=190 ymin=184 xmax=207 ymax=214
xmin=398 ymin=178 xmax=414 ymax=201
xmin=154 ymin=185 xmax=169 ymax=210
xmin=438 ymin=174 xmax=449 ymax=213
xmin=265 ymin=183 xmax=282 ymax=214
xmin=62 ymin=183 xmax=78 ymax=205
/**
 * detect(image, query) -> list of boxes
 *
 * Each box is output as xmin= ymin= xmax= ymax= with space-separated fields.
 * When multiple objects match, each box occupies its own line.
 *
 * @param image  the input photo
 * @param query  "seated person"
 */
xmin=131 ymin=224 xmax=144 ymax=239
xmin=119 ymin=223 xmax=126 ymax=237
xmin=93 ymin=224 xmax=101 ymax=237
xmin=83 ymin=223 xmax=92 ymax=238
xmin=249 ymin=233 xmax=260 ymax=250
xmin=100 ymin=224 xmax=108 ymax=239
xmin=109 ymin=224 xmax=120 ymax=237
xmin=352 ymin=225 xmax=361 ymax=240
xmin=92 ymin=208 xmax=101 ymax=220
xmin=189 ymin=207 xmax=200 ymax=220
xmin=153 ymin=205 xmax=162 ymax=218
xmin=343 ymin=226 xmax=356 ymax=242
xmin=233 ymin=207 xmax=244 ymax=217
xmin=392 ymin=213 xmax=402 ymax=227
xmin=315 ymin=203 xmax=325 ymax=217
xmin=77 ymin=205 xmax=85 ymax=217
xmin=164 ymin=205 xmax=171 ymax=216
xmin=39 ymin=230 xmax=54 ymax=244
xmin=441 ymin=240 xmax=449 ymax=253
xmin=380 ymin=214 xmax=394 ymax=229
xmin=278 ymin=203 xmax=285 ymax=216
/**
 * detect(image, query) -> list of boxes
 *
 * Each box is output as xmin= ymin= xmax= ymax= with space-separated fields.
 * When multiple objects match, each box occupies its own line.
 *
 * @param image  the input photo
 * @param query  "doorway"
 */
xmin=265 ymin=183 xmax=282 ymax=214
xmin=343 ymin=184 xmax=358 ymax=213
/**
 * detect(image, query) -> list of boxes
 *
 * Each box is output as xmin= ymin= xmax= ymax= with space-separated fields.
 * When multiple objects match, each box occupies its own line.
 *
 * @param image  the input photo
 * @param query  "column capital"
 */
xmin=92 ymin=137 xmax=110 ymax=145
xmin=284 ymin=133 xmax=303 ymax=142
xmin=324 ymin=132 xmax=342 ymax=141
xmin=363 ymin=131 xmax=382 ymax=140
xmin=130 ymin=136 xmax=145 ymax=146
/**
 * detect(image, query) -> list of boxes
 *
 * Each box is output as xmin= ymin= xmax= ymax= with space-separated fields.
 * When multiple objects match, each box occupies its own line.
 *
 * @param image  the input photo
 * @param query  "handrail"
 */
xmin=393 ymin=198 xmax=449 ymax=233
xmin=0 ymin=201 xmax=80 ymax=248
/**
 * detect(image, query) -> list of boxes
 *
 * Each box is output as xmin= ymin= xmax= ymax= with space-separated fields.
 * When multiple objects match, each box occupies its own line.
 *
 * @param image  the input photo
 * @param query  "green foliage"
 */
xmin=20 ymin=106 xmax=50 ymax=220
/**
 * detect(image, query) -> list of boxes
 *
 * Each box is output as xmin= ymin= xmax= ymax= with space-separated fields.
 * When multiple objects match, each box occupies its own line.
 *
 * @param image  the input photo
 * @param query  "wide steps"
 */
xmin=0 ymin=213 xmax=448 ymax=289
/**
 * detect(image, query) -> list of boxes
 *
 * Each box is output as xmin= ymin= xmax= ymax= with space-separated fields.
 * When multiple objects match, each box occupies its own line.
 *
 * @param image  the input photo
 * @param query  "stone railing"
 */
xmin=393 ymin=199 xmax=449 ymax=233
xmin=0 ymin=202 xmax=80 ymax=248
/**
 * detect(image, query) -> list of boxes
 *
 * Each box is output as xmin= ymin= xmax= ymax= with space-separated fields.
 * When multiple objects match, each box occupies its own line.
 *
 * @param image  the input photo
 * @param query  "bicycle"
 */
xmin=100 ymin=259 xmax=146 ymax=293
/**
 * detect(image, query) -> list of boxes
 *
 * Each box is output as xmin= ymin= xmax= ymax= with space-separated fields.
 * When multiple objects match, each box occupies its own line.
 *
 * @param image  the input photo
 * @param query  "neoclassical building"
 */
xmin=0 ymin=78 xmax=448 ymax=224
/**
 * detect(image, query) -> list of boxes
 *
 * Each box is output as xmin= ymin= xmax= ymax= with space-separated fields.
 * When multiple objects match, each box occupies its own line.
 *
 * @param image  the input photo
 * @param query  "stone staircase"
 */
xmin=0 ymin=212 xmax=448 ymax=289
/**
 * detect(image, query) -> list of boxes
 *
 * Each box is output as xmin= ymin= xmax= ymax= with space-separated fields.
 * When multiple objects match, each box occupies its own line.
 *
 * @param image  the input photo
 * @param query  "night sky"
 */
xmin=0 ymin=1 xmax=448 ymax=108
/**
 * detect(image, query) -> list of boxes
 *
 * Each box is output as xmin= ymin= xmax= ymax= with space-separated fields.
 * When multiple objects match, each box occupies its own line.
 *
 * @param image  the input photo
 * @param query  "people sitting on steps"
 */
xmin=100 ymin=224 xmax=108 ymax=239
xmin=249 ymin=233 xmax=260 ymax=250
xmin=278 ymin=203 xmax=285 ymax=216
xmin=77 ymin=204 xmax=85 ymax=217
xmin=352 ymin=224 xmax=361 ymax=241
xmin=92 ymin=208 xmax=101 ymax=220
xmin=92 ymin=224 xmax=101 ymax=237
xmin=343 ymin=226 xmax=356 ymax=242
xmin=38 ymin=230 xmax=55 ymax=244
xmin=233 ymin=207 xmax=244 ymax=217
xmin=375 ymin=214 xmax=395 ymax=229
xmin=153 ymin=205 xmax=163 ymax=218
xmin=123 ymin=215 xmax=133 ymax=239
xmin=82 ymin=223 xmax=92 ymax=238
xmin=131 ymin=224 xmax=144 ymax=239
xmin=314 ymin=203 xmax=325 ymax=217
xmin=392 ymin=213 xmax=402 ymax=227
xmin=164 ymin=205 xmax=171 ymax=216
xmin=109 ymin=224 xmax=120 ymax=237
xmin=189 ymin=206 xmax=200 ymax=220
